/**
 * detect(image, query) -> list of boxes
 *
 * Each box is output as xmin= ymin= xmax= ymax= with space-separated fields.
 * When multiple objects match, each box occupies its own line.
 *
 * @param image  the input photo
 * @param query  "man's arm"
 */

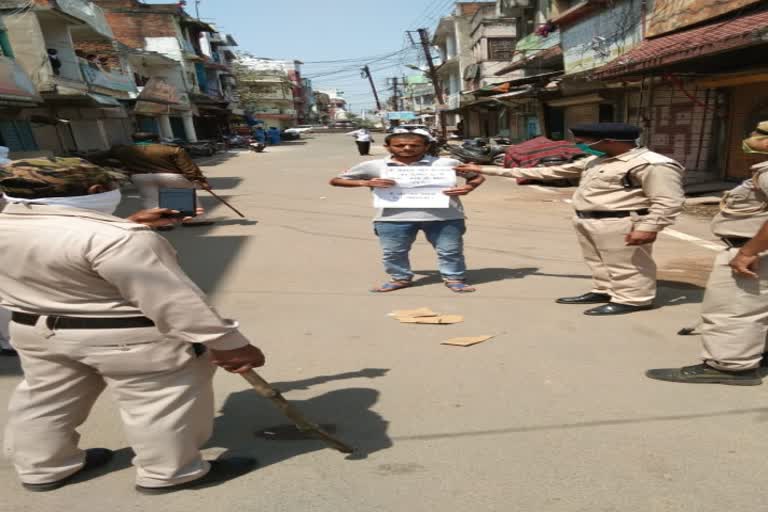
xmin=90 ymin=232 xmax=263 ymax=372
xmin=329 ymin=162 xmax=394 ymax=188
xmin=172 ymin=147 xmax=208 ymax=184
xmin=730 ymin=221 xmax=768 ymax=278
xmin=634 ymin=164 xmax=685 ymax=233
xmin=457 ymin=159 xmax=589 ymax=180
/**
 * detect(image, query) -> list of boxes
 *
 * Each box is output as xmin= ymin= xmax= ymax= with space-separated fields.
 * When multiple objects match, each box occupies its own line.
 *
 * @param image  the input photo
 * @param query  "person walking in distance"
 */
xmin=348 ymin=128 xmax=374 ymax=156
xmin=89 ymin=132 xmax=213 ymax=227
xmin=459 ymin=123 xmax=685 ymax=315
xmin=646 ymin=121 xmax=768 ymax=385
xmin=0 ymin=158 xmax=265 ymax=493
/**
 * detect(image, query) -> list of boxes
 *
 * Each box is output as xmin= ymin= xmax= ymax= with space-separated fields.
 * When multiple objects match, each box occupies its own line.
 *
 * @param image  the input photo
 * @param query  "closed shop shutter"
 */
xmin=724 ymin=83 xmax=768 ymax=179
xmin=0 ymin=121 xmax=38 ymax=151
xmin=170 ymin=116 xmax=186 ymax=140
xmin=648 ymin=83 xmax=717 ymax=179
xmin=103 ymin=119 xmax=130 ymax=146
xmin=69 ymin=120 xmax=106 ymax=152
xmin=564 ymin=104 xmax=598 ymax=133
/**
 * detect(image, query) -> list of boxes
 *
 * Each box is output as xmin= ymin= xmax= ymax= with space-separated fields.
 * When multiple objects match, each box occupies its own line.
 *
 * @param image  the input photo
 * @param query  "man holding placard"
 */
xmin=330 ymin=129 xmax=484 ymax=293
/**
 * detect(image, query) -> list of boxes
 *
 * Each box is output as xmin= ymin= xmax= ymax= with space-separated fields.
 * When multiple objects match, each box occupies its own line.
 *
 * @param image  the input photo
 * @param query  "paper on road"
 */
xmin=389 ymin=307 xmax=437 ymax=318
xmin=398 ymin=315 xmax=464 ymax=325
xmin=441 ymin=335 xmax=495 ymax=347
xmin=373 ymin=167 xmax=457 ymax=208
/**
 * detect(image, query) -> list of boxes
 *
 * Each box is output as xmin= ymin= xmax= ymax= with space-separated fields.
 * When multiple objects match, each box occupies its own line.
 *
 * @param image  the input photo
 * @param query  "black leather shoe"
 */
xmin=556 ymin=292 xmax=611 ymax=304
xmin=584 ymin=303 xmax=653 ymax=316
xmin=646 ymin=363 xmax=762 ymax=386
xmin=22 ymin=448 xmax=114 ymax=492
xmin=135 ymin=457 xmax=257 ymax=495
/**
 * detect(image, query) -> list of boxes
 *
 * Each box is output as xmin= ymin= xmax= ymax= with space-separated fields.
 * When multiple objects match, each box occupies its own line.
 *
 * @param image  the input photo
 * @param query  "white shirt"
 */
xmin=348 ymin=130 xmax=372 ymax=142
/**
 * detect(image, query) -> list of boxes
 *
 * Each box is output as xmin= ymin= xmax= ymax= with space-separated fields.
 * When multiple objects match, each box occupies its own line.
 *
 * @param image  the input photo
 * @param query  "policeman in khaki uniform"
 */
xmin=647 ymin=121 xmax=768 ymax=385
xmin=462 ymin=123 xmax=686 ymax=315
xmin=0 ymin=158 xmax=265 ymax=493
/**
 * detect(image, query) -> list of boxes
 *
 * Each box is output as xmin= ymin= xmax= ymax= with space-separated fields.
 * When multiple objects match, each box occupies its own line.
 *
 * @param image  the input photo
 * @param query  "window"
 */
xmin=488 ymin=38 xmax=516 ymax=61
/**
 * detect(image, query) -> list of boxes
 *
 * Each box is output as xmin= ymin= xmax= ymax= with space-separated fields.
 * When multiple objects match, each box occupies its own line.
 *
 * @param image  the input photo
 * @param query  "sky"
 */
xmin=144 ymin=0 xmax=470 ymax=113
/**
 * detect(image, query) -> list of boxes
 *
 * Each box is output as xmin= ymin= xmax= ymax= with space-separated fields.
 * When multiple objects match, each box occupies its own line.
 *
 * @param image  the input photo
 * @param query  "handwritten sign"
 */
xmin=373 ymin=167 xmax=457 ymax=208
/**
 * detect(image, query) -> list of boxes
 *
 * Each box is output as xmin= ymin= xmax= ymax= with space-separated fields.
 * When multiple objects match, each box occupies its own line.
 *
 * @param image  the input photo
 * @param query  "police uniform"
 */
xmin=0 ymin=159 xmax=251 ymax=489
xmin=482 ymin=123 xmax=686 ymax=313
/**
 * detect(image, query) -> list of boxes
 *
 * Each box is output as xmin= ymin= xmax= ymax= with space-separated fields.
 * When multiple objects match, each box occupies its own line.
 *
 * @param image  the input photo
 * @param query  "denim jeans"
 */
xmin=373 ymin=219 xmax=467 ymax=281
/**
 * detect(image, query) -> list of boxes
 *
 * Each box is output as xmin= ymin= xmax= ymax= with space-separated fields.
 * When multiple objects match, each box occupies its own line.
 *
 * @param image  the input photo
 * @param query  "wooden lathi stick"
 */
xmin=204 ymin=188 xmax=245 ymax=218
xmin=240 ymin=370 xmax=355 ymax=454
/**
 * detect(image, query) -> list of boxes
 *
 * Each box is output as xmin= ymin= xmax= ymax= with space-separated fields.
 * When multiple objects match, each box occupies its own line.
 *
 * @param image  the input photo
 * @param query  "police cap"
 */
xmin=0 ymin=157 xmax=127 ymax=198
xmin=570 ymin=123 xmax=642 ymax=141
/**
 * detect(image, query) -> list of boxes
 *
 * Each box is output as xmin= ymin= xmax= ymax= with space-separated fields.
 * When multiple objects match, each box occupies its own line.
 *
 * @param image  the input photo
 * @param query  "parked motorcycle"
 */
xmin=223 ymin=134 xmax=252 ymax=149
xmin=249 ymin=141 xmax=266 ymax=153
xmin=441 ymin=137 xmax=510 ymax=165
xmin=162 ymin=138 xmax=217 ymax=157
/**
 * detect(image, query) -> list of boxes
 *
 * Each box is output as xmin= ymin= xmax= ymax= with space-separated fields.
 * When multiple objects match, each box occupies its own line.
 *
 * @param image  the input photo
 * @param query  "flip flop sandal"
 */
xmin=444 ymin=281 xmax=476 ymax=293
xmin=370 ymin=280 xmax=413 ymax=293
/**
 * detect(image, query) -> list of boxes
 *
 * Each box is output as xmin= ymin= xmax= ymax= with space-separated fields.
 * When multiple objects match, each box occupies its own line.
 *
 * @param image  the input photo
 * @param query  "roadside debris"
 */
xmin=441 ymin=335 xmax=495 ymax=347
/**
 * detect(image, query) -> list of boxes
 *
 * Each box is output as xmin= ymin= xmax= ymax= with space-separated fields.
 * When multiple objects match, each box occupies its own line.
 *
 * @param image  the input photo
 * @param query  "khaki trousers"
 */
xmin=4 ymin=318 xmax=215 ymax=488
xmin=701 ymin=248 xmax=768 ymax=371
xmin=573 ymin=217 xmax=656 ymax=306
xmin=131 ymin=173 xmax=207 ymax=221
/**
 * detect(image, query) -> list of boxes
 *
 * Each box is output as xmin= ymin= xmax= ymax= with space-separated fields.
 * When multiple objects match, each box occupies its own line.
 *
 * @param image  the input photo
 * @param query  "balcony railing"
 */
xmin=79 ymin=64 xmax=137 ymax=93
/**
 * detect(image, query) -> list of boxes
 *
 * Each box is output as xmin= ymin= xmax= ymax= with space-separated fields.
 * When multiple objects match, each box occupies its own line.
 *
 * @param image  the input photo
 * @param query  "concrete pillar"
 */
xmin=158 ymin=114 xmax=173 ymax=140
xmin=182 ymin=112 xmax=197 ymax=142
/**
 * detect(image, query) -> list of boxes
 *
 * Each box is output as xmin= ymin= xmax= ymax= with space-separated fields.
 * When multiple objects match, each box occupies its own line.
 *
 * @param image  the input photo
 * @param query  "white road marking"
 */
xmin=528 ymin=185 xmax=559 ymax=194
xmin=661 ymin=229 xmax=724 ymax=251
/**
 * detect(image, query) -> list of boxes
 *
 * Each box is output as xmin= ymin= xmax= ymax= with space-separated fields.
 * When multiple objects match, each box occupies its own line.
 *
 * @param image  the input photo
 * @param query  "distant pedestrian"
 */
xmin=347 ymin=128 xmax=374 ymax=155
xmin=330 ymin=129 xmax=485 ymax=293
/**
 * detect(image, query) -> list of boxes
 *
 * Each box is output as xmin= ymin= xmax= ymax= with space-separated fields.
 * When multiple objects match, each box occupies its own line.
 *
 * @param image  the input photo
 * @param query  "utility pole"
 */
xmin=361 ymin=65 xmax=382 ymax=111
xmin=415 ymin=28 xmax=446 ymax=137
xmin=194 ymin=0 xmax=201 ymax=19
xmin=390 ymin=77 xmax=400 ymax=112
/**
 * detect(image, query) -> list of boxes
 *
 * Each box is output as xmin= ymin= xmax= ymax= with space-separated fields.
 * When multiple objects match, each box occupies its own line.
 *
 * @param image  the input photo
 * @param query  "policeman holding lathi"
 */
xmin=0 ymin=158 xmax=265 ymax=494
xmin=459 ymin=123 xmax=686 ymax=315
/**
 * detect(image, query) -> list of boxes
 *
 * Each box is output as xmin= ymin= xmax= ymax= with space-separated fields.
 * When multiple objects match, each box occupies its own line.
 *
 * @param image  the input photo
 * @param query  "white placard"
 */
xmin=373 ymin=167 xmax=457 ymax=208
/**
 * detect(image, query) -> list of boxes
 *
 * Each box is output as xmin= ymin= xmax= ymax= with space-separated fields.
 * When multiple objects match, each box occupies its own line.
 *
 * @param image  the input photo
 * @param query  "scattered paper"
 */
xmin=398 ymin=315 xmax=464 ymax=325
xmin=389 ymin=307 xmax=437 ymax=318
xmin=441 ymin=335 xmax=495 ymax=347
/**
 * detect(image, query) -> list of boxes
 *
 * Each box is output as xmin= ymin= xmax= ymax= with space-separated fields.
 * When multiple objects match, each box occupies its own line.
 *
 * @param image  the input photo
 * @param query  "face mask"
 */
xmin=3 ymin=188 xmax=123 ymax=215
xmin=576 ymin=142 xmax=606 ymax=157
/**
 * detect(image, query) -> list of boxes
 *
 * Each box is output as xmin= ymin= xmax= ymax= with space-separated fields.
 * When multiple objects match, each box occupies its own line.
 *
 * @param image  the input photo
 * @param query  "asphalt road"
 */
xmin=1 ymin=134 xmax=764 ymax=512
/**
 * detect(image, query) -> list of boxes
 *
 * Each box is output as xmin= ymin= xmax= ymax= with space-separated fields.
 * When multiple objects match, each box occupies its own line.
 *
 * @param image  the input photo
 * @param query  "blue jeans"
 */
xmin=373 ymin=219 xmax=467 ymax=281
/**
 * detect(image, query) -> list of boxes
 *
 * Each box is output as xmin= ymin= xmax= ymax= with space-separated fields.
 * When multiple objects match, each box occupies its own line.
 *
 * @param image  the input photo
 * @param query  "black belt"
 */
xmin=576 ymin=209 xmax=649 ymax=219
xmin=721 ymin=237 xmax=751 ymax=248
xmin=11 ymin=312 xmax=155 ymax=330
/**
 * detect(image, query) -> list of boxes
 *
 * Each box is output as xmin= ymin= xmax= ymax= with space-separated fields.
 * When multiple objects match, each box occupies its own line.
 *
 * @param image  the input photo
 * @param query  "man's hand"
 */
xmin=444 ymin=184 xmax=476 ymax=196
xmin=127 ymin=208 xmax=183 ymax=228
xmin=455 ymin=163 xmax=484 ymax=176
xmin=209 ymin=345 xmax=266 ymax=373
xmin=625 ymin=230 xmax=657 ymax=246
xmin=730 ymin=251 xmax=760 ymax=278
xmin=366 ymin=178 xmax=396 ymax=188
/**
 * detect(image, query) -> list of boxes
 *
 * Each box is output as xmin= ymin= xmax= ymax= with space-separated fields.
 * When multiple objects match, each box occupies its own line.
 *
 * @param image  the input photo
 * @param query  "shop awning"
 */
xmin=87 ymin=93 xmax=122 ymax=107
xmin=594 ymin=9 xmax=768 ymax=79
xmin=468 ymin=71 xmax=563 ymax=96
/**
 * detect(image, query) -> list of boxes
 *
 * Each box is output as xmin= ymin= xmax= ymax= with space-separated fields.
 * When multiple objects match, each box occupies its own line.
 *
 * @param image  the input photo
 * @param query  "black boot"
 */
xmin=646 ymin=363 xmax=762 ymax=386
xmin=556 ymin=292 xmax=611 ymax=304
xmin=22 ymin=448 xmax=114 ymax=492
xmin=584 ymin=303 xmax=653 ymax=316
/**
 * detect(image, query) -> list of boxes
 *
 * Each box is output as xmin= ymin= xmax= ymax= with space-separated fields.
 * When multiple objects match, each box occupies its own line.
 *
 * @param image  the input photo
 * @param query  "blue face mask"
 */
xmin=576 ymin=142 xmax=606 ymax=157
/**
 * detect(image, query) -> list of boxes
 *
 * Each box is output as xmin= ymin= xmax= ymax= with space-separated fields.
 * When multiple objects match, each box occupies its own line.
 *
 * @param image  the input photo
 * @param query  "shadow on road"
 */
xmin=656 ymin=280 xmax=705 ymax=306
xmin=207 ymin=368 xmax=392 ymax=463
xmin=413 ymin=267 xmax=541 ymax=286
xmin=206 ymin=176 xmax=244 ymax=190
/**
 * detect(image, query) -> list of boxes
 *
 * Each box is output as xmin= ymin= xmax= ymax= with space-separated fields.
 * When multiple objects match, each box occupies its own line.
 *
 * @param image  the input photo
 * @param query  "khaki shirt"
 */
xmin=485 ymin=147 xmax=686 ymax=232
xmin=90 ymin=144 xmax=206 ymax=182
xmin=711 ymin=161 xmax=768 ymax=238
xmin=0 ymin=204 xmax=248 ymax=350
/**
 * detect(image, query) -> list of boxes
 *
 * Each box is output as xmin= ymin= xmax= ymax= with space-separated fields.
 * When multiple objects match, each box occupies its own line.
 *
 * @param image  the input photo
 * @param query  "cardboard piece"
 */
xmin=389 ymin=307 xmax=437 ymax=318
xmin=398 ymin=315 xmax=464 ymax=325
xmin=441 ymin=335 xmax=495 ymax=347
